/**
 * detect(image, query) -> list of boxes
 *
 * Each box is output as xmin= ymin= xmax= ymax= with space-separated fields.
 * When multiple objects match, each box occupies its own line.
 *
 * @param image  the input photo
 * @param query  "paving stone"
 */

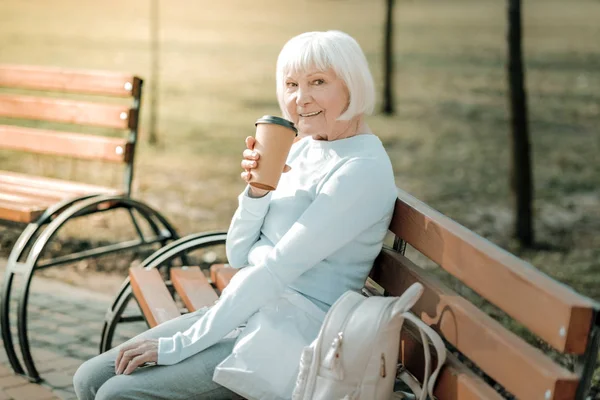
xmin=25 ymin=325 xmax=55 ymax=336
xmin=32 ymin=334 xmax=74 ymax=347
xmin=40 ymin=371 xmax=73 ymax=389
xmin=4 ymin=382 xmax=57 ymax=400
xmin=47 ymin=314 xmax=79 ymax=325
xmin=65 ymin=309 xmax=106 ymax=322
xmin=54 ymin=326 xmax=81 ymax=337
xmin=56 ymin=365 xmax=79 ymax=379
xmin=0 ymin=375 xmax=30 ymax=389
xmin=36 ymin=357 xmax=82 ymax=374
xmin=35 ymin=363 xmax=61 ymax=374
xmin=64 ymin=344 xmax=98 ymax=360
xmin=50 ymin=388 xmax=77 ymax=400
xmin=31 ymin=349 xmax=62 ymax=362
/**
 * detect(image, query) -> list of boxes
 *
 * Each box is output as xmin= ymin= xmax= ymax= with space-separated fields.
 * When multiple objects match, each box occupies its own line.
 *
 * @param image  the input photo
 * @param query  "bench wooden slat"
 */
xmin=0 ymin=64 xmax=140 ymax=97
xmin=0 ymin=171 xmax=120 ymax=223
xmin=210 ymin=264 xmax=238 ymax=293
xmin=0 ymin=170 xmax=118 ymax=196
xmin=0 ymin=192 xmax=56 ymax=207
xmin=171 ymin=267 xmax=219 ymax=312
xmin=0 ymin=181 xmax=87 ymax=201
xmin=391 ymin=191 xmax=597 ymax=354
xmin=400 ymin=328 xmax=503 ymax=400
xmin=373 ymin=249 xmax=580 ymax=400
xmin=0 ymin=125 xmax=132 ymax=163
xmin=0 ymin=199 xmax=44 ymax=223
xmin=0 ymin=95 xmax=135 ymax=130
xmin=129 ymin=268 xmax=180 ymax=328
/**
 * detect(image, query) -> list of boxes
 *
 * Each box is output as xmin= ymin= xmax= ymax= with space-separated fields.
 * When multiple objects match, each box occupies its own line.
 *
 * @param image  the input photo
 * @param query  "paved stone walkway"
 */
xmin=0 ymin=262 xmax=146 ymax=399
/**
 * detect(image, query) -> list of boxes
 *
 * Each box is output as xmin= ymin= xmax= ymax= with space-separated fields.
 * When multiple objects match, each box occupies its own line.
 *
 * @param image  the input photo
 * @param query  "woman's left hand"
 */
xmin=115 ymin=339 xmax=159 ymax=375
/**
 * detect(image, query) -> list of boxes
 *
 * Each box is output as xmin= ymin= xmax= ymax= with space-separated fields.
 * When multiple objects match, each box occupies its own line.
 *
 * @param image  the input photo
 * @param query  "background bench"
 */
xmin=0 ymin=64 xmax=181 ymax=382
xmin=107 ymin=189 xmax=599 ymax=399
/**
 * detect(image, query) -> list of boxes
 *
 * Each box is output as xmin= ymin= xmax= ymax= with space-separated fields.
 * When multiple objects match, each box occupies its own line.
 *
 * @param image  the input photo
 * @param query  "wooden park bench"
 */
xmin=0 ymin=64 xmax=180 ymax=382
xmin=104 ymin=190 xmax=599 ymax=399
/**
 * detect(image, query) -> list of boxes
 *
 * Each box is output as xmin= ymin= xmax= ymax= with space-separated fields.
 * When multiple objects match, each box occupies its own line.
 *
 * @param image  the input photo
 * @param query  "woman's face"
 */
xmin=283 ymin=68 xmax=356 ymax=141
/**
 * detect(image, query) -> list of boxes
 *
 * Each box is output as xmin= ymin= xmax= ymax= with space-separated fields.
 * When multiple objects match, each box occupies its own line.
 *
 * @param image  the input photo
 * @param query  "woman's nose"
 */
xmin=296 ymin=87 xmax=312 ymax=105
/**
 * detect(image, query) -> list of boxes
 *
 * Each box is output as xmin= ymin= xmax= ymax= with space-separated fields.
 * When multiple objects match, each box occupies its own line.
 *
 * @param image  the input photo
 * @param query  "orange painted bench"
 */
xmin=126 ymin=189 xmax=599 ymax=399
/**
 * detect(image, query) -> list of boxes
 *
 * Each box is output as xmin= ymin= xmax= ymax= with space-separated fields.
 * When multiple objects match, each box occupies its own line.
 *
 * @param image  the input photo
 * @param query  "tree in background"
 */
xmin=148 ymin=0 xmax=160 ymax=145
xmin=507 ymin=0 xmax=534 ymax=246
xmin=382 ymin=0 xmax=395 ymax=115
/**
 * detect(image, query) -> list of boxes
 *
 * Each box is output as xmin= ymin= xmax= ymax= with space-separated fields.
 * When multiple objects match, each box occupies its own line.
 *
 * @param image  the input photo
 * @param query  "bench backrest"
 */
xmin=369 ymin=188 xmax=599 ymax=400
xmin=0 ymin=64 xmax=143 ymax=196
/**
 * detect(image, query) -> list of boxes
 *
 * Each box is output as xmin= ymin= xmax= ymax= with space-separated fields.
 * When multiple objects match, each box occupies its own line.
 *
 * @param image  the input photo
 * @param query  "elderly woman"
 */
xmin=74 ymin=30 xmax=397 ymax=400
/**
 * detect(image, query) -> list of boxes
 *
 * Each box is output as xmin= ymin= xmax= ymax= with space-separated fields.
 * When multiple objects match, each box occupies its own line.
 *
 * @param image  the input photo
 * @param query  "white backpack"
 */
xmin=292 ymin=283 xmax=446 ymax=400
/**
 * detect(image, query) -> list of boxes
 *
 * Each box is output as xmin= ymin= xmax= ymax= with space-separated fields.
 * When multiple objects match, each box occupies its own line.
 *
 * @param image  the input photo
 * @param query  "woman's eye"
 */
xmin=286 ymin=82 xmax=297 ymax=88
xmin=313 ymin=79 xmax=325 ymax=85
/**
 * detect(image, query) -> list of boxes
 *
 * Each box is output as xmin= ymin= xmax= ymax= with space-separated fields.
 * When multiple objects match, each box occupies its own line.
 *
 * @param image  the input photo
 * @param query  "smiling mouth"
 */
xmin=299 ymin=111 xmax=322 ymax=117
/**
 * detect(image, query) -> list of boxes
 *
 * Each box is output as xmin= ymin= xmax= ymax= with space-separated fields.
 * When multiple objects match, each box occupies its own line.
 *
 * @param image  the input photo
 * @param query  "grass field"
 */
xmin=1 ymin=0 xmax=599 ymax=391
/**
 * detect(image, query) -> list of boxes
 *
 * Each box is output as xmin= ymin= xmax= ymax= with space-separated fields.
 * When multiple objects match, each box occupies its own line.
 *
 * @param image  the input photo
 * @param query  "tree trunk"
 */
xmin=507 ymin=0 xmax=534 ymax=246
xmin=148 ymin=0 xmax=160 ymax=145
xmin=382 ymin=0 xmax=395 ymax=115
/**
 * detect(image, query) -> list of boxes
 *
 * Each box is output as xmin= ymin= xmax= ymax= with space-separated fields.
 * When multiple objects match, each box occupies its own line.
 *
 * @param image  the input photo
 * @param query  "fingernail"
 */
xmin=252 ymin=151 xmax=257 ymax=157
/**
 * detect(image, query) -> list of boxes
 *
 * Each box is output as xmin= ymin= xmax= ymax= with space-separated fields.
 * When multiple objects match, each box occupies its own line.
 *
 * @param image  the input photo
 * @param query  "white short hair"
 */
xmin=276 ymin=30 xmax=376 ymax=121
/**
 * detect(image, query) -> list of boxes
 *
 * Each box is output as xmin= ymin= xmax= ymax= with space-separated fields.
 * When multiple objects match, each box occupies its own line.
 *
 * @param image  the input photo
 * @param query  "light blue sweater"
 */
xmin=158 ymin=134 xmax=397 ymax=365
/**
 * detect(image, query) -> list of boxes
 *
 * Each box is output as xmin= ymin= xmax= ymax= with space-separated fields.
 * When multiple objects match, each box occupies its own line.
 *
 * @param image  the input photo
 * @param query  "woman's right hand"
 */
xmin=241 ymin=136 xmax=292 ymax=198
xmin=241 ymin=136 xmax=269 ymax=198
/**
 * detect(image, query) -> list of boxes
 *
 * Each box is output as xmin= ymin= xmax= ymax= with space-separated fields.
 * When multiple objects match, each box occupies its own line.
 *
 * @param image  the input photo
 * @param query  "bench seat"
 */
xmin=130 ymin=266 xmax=221 ymax=328
xmin=210 ymin=264 xmax=239 ymax=293
xmin=0 ymin=170 xmax=119 ymax=223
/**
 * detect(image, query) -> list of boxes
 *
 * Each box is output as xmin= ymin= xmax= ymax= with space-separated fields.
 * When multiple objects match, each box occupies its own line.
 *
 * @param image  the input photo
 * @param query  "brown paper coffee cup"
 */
xmin=249 ymin=115 xmax=298 ymax=191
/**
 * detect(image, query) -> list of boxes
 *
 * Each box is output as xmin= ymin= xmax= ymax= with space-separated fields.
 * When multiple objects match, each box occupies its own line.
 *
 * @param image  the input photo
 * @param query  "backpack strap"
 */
xmin=398 ymin=313 xmax=447 ymax=400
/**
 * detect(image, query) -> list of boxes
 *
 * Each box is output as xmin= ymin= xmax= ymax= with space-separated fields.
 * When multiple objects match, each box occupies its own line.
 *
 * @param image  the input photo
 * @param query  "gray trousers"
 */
xmin=73 ymin=309 xmax=238 ymax=400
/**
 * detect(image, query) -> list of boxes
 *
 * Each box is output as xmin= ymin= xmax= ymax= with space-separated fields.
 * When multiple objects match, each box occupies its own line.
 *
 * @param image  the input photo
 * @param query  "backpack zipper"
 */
xmin=303 ymin=293 xmax=362 ymax=398
xmin=322 ymin=298 xmax=363 ymax=379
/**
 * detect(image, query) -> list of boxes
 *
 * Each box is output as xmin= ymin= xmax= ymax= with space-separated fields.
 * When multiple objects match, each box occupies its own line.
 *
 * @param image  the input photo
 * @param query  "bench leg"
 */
xmin=1 ymin=269 xmax=23 ymax=375
xmin=1 ymin=223 xmax=44 ymax=379
xmin=1 ymin=196 xmax=103 ymax=381
xmin=2 ymin=194 xmax=180 ymax=382
xmin=1 ymin=195 xmax=112 ymax=379
xmin=393 ymin=237 xmax=407 ymax=255
xmin=575 ymin=316 xmax=600 ymax=400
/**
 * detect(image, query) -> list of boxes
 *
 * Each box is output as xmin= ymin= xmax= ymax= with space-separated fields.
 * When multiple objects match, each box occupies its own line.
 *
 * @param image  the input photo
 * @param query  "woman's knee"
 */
xmin=73 ymin=355 xmax=114 ymax=400
xmin=94 ymin=379 xmax=134 ymax=400
xmin=72 ymin=359 xmax=96 ymax=399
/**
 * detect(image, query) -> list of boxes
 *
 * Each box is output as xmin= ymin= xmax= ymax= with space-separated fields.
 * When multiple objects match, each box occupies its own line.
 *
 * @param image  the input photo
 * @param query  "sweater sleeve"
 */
xmin=157 ymin=158 xmax=396 ymax=365
xmin=225 ymin=186 xmax=273 ymax=269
